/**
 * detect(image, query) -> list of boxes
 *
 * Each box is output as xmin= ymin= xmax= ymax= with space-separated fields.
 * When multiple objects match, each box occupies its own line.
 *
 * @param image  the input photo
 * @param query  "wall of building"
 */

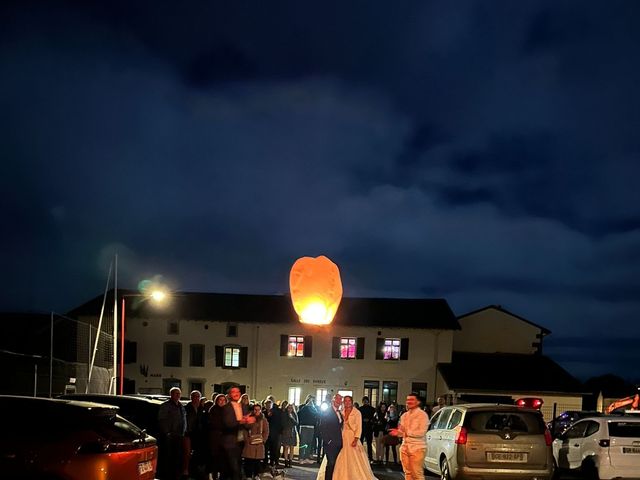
xmin=124 ymin=315 xmax=454 ymax=406
xmin=454 ymin=309 xmax=542 ymax=354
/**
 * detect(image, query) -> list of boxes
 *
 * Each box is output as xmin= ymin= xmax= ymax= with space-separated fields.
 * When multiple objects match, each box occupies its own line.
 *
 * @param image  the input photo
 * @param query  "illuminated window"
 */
xmin=288 ymin=387 xmax=302 ymax=406
xmin=317 ymin=388 xmax=328 ymax=404
xmin=288 ymin=336 xmax=305 ymax=357
xmin=339 ymin=337 xmax=357 ymax=359
xmin=383 ymin=338 xmax=401 ymax=360
xmin=224 ymin=346 xmax=240 ymax=367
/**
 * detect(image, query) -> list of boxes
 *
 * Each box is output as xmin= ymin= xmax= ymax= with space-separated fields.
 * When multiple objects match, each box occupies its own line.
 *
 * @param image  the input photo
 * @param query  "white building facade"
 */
xmin=72 ymin=292 xmax=460 ymax=406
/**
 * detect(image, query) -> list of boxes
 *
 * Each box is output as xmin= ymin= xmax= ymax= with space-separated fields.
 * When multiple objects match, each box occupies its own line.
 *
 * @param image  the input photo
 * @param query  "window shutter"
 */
xmin=356 ymin=337 xmax=365 ymax=359
xmin=375 ymin=338 xmax=384 ymax=360
xmin=239 ymin=347 xmax=248 ymax=368
xmin=400 ymin=338 xmax=410 ymax=360
xmin=303 ymin=336 xmax=313 ymax=357
xmin=215 ymin=346 xmax=223 ymax=367
xmin=280 ymin=335 xmax=289 ymax=356
xmin=331 ymin=337 xmax=340 ymax=358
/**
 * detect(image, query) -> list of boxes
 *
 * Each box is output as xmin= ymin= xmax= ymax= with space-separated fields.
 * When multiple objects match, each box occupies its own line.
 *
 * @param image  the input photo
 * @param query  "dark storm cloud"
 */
xmin=2 ymin=0 xmax=640 ymax=379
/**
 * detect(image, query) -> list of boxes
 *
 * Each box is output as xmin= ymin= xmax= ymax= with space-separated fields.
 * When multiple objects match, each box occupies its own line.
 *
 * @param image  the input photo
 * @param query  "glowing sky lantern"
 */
xmin=289 ymin=255 xmax=343 ymax=325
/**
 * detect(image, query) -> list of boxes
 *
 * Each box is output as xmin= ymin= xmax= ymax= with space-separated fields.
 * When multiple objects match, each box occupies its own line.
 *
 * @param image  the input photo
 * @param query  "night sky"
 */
xmin=2 ymin=1 xmax=640 ymax=381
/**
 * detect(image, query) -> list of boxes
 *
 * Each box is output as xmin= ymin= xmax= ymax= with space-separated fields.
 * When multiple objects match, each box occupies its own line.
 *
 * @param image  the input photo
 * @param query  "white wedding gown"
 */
xmin=316 ymin=407 xmax=378 ymax=480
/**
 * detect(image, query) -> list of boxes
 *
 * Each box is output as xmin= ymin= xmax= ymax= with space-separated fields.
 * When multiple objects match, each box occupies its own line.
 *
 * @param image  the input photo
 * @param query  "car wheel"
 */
xmin=581 ymin=457 xmax=600 ymax=480
xmin=440 ymin=457 xmax=452 ymax=480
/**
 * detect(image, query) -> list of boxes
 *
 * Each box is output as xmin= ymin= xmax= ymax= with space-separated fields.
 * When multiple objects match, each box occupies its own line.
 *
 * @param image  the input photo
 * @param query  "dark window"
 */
xmin=190 ymin=344 xmax=204 ymax=367
xmin=382 ymin=381 xmax=398 ymax=404
xmin=428 ymin=411 xmax=442 ymax=431
xmin=124 ymin=340 xmax=137 ymax=364
xmin=608 ymin=422 xmax=640 ymax=437
xmin=436 ymin=409 xmax=453 ymax=429
xmin=190 ymin=380 xmax=204 ymax=394
xmin=227 ymin=324 xmax=238 ymax=337
xmin=447 ymin=410 xmax=463 ymax=429
xmin=465 ymin=411 xmax=545 ymax=434
xmin=585 ymin=421 xmax=600 ymax=437
xmin=167 ymin=321 xmax=179 ymax=335
xmin=164 ymin=342 xmax=182 ymax=367
xmin=162 ymin=377 xmax=181 ymax=393
xmin=411 ymin=382 xmax=427 ymax=402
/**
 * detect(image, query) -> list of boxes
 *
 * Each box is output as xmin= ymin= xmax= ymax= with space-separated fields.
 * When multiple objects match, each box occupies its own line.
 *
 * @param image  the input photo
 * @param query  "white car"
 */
xmin=552 ymin=415 xmax=640 ymax=479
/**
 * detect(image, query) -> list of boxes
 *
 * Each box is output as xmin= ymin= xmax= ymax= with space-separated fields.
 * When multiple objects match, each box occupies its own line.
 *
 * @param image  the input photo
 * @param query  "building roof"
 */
xmin=68 ymin=290 xmax=461 ymax=330
xmin=457 ymin=305 xmax=551 ymax=335
xmin=438 ymin=351 xmax=585 ymax=394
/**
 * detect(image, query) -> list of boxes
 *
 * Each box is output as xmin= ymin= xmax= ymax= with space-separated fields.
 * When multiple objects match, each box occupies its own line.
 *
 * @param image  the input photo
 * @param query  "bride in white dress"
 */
xmin=317 ymin=396 xmax=378 ymax=480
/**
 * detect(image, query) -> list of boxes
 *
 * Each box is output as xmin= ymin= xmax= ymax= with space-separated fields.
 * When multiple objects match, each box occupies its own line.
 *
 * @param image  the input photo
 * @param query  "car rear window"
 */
xmin=608 ymin=421 xmax=640 ymax=438
xmin=465 ymin=411 xmax=545 ymax=434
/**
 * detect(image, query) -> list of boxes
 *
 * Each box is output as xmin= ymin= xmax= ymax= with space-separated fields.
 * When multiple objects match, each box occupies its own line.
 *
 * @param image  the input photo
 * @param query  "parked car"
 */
xmin=553 ymin=415 xmax=640 ymax=479
xmin=547 ymin=410 xmax=603 ymax=438
xmin=424 ymin=403 xmax=554 ymax=480
xmin=0 ymin=395 xmax=157 ymax=480
xmin=58 ymin=393 xmax=165 ymax=439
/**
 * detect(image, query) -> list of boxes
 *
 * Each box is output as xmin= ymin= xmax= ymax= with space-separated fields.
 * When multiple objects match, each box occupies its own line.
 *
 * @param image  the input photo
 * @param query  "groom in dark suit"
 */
xmin=319 ymin=393 xmax=343 ymax=480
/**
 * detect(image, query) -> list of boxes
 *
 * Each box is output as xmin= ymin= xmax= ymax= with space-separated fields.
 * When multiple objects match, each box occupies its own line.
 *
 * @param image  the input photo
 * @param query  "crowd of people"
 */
xmin=157 ymin=386 xmax=438 ymax=480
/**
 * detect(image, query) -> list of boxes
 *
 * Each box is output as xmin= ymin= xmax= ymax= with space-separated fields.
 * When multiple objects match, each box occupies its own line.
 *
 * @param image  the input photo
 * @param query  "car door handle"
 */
xmin=573 ymin=444 xmax=580 ymax=447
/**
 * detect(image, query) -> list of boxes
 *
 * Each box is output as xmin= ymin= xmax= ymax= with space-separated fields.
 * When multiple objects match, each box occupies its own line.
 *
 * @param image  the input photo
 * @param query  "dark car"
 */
xmin=547 ymin=410 xmax=603 ymax=437
xmin=59 ymin=393 xmax=165 ymax=439
xmin=0 ymin=395 xmax=157 ymax=480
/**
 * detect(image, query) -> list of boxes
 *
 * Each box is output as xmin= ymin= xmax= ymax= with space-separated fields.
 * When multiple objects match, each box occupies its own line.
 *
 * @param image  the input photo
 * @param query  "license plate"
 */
xmin=487 ymin=452 xmax=527 ymax=462
xmin=138 ymin=460 xmax=153 ymax=476
xmin=623 ymin=447 xmax=640 ymax=454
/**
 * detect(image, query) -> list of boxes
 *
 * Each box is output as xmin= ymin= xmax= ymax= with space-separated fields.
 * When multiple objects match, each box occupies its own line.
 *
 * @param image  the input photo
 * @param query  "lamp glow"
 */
xmin=289 ymin=255 xmax=342 ymax=326
xmin=150 ymin=290 xmax=167 ymax=302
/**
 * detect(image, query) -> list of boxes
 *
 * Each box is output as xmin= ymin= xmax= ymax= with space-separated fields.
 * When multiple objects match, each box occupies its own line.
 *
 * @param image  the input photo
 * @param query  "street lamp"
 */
xmin=289 ymin=255 xmax=343 ymax=326
xmin=120 ymin=286 xmax=169 ymax=395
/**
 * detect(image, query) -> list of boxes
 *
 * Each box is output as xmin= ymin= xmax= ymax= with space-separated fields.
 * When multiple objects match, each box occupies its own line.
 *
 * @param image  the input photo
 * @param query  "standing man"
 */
xmin=221 ymin=386 xmax=255 ymax=480
xmin=358 ymin=396 xmax=376 ymax=462
xmin=432 ymin=396 xmax=445 ymax=414
xmin=158 ymin=387 xmax=187 ymax=480
xmin=297 ymin=395 xmax=318 ymax=463
xmin=184 ymin=390 xmax=206 ymax=479
xmin=263 ymin=398 xmax=283 ymax=468
xmin=389 ymin=393 xmax=429 ymax=480
xmin=318 ymin=393 xmax=343 ymax=480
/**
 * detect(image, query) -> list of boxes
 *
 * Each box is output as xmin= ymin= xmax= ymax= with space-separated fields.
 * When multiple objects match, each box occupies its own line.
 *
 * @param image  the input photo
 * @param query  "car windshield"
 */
xmin=608 ymin=421 xmax=640 ymax=438
xmin=465 ymin=411 xmax=545 ymax=434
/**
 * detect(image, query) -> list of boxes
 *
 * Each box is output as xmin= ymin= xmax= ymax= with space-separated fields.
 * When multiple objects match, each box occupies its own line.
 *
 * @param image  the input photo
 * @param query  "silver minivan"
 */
xmin=424 ymin=404 xmax=554 ymax=480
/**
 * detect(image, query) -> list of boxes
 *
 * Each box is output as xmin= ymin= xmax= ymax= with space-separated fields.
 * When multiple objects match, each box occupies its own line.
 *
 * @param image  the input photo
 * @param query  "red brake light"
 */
xmin=455 ymin=427 xmax=468 ymax=445
xmin=516 ymin=399 xmax=526 ymax=407
xmin=533 ymin=399 xmax=543 ymax=409
xmin=544 ymin=428 xmax=553 ymax=446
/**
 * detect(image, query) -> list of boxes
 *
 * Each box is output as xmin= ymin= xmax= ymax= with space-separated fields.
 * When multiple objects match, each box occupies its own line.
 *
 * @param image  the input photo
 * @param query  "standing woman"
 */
xmin=280 ymin=403 xmax=299 ymax=467
xmin=242 ymin=404 xmax=269 ymax=480
xmin=384 ymin=404 xmax=400 ymax=464
xmin=207 ymin=394 xmax=228 ymax=479
xmin=373 ymin=402 xmax=388 ymax=464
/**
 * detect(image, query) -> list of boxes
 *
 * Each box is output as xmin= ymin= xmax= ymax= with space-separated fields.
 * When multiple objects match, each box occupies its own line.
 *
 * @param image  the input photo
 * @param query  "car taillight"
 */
xmin=544 ymin=428 xmax=553 ymax=446
xmin=455 ymin=427 xmax=468 ymax=445
xmin=533 ymin=399 xmax=543 ymax=409
xmin=599 ymin=439 xmax=610 ymax=448
xmin=516 ymin=399 xmax=526 ymax=407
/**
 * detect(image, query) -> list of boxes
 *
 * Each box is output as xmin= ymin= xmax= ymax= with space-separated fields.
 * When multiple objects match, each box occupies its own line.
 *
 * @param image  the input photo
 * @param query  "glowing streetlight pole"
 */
xmin=119 ymin=288 xmax=168 ymax=395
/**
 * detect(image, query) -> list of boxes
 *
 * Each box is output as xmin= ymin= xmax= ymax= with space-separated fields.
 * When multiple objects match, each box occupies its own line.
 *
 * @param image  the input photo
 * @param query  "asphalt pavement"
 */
xmin=258 ymin=461 xmax=433 ymax=479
